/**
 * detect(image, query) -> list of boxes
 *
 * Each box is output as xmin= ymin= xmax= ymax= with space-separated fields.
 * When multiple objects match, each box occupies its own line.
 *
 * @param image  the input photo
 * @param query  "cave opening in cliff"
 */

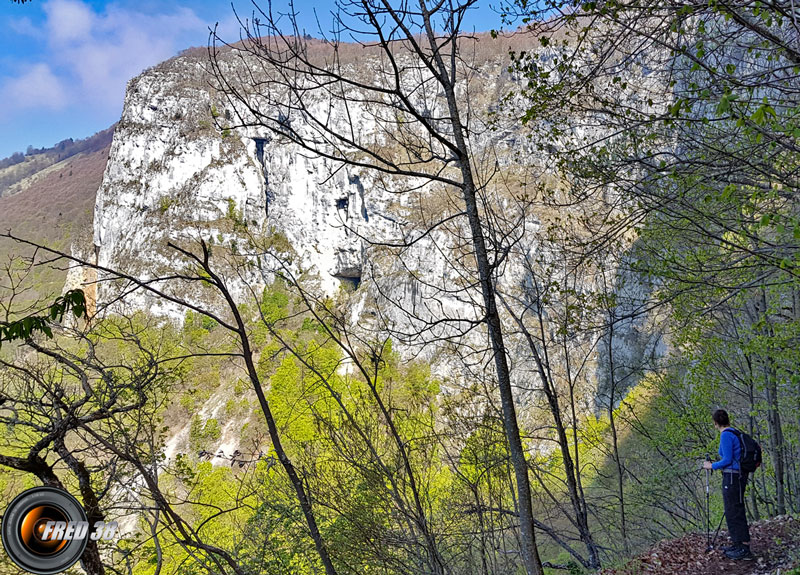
xmin=253 ymin=137 xmax=274 ymax=215
xmin=335 ymin=274 xmax=360 ymax=290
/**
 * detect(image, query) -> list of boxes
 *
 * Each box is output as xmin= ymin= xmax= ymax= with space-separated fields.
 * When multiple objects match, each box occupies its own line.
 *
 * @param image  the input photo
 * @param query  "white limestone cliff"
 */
xmin=88 ymin=40 xmax=667 ymax=464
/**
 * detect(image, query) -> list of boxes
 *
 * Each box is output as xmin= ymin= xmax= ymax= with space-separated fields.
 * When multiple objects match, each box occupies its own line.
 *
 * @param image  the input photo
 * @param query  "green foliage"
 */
xmin=112 ymin=284 xmax=480 ymax=575
xmin=254 ymin=226 xmax=294 ymax=258
xmin=260 ymin=284 xmax=290 ymax=323
xmin=509 ymin=0 xmax=800 ymax=556
xmin=225 ymin=197 xmax=247 ymax=231
xmin=0 ymin=289 xmax=86 ymax=346
xmin=200 ymin=314 xmax=217 ymax=331
xmin=223 ymin=397 xmax=249 ymax=418
xmin=182 ymin=309 xmax=219 ymax=342
xmin=189 ymin=415 xmax=222 ymax=451
xmin=157 ymin=195 xmax=177 ymax=214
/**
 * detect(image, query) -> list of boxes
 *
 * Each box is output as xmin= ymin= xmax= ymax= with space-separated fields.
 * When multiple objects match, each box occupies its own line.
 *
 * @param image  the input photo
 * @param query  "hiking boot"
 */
xmin=724 ymin=545 xmax=754 ymax=560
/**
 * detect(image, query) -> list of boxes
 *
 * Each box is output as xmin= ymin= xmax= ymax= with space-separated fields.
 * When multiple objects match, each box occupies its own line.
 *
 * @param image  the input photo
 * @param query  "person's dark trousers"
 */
xmin=722 ymin=471 xmax=750 ymax=545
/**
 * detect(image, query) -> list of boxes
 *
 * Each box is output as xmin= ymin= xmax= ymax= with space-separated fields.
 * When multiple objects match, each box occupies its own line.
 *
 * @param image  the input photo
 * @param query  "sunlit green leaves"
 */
xmin=0 ymin=289 xmax=86 ymax=347
xmin=750 ymin=99 xmax=777 ymax=126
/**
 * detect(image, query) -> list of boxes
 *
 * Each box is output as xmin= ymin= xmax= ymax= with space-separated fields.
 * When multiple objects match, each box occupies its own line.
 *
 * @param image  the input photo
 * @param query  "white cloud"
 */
xmin=44 ymin=0 xmax=94 ymax=43
xmin=213 ymin=13 xmax=245 ymax=44
xmin=0 ymin=63 xmax=66 ymax=112
xmin=9 ymin=16 xmax=41 ymax=39
xmin=2 ymin=0 xmax=208 ymax=117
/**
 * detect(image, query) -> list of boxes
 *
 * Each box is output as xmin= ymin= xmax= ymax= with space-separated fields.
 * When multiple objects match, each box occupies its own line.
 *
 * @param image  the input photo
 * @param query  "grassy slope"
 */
xmin=0 ymin=129 xmax=113 ymax=304
xmin=0 ymin=127 xmax=113 ymax=198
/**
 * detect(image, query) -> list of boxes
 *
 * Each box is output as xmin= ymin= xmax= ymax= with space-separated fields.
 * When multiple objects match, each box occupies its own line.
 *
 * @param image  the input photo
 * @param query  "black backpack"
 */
xmin=724 ymin=428 xmax=763 ymax=473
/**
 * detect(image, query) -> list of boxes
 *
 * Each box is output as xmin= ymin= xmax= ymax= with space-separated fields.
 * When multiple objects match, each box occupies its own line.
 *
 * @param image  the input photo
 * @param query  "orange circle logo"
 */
xmin=19 ymin=505 xmax=69 ymax=556
xmin=1 ymin=487 xmax=89 ymax=574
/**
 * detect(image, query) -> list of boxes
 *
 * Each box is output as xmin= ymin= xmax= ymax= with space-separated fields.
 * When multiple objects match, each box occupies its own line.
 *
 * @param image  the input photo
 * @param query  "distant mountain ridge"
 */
xmin=0 ymin=127 xmax=114 ymax=198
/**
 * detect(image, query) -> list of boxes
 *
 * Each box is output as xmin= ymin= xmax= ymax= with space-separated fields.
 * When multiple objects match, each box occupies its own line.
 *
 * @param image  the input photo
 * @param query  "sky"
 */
xmin=0 ymin=0 xmax=506 ymax=160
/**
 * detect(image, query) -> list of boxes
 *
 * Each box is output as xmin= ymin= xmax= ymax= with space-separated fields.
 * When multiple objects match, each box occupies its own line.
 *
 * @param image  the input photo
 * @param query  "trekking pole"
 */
xmin=705 ymin=454 xmax=712 ymax=551
xmin=710 ymin=512 xmax=726 ymax=550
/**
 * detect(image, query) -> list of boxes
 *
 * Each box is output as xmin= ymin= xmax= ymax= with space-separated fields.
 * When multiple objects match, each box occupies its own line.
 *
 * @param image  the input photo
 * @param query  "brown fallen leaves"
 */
xmin=601 ymin=516 xmax=800 ymax=575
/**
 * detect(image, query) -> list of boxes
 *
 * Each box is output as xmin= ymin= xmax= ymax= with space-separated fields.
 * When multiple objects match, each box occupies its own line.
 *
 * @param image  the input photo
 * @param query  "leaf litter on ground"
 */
xmin=600 ymin=516 xmax=800 ymax=575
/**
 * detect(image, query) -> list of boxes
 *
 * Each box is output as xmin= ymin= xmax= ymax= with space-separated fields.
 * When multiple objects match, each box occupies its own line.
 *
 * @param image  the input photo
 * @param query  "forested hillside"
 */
xmin=0 ymin=128 xmax=113 ymax=198
xmin=0 ymin=2 xmax=798 ymax=575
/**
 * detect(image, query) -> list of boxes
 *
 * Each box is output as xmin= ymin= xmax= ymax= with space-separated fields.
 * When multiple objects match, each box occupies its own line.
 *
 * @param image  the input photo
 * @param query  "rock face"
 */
xmin=92 ymin=41 xmax=554 ymax=316
xmin=90 ymin=38 xmax=666 ymax=432
xmin=92 ymin=50 xmax=411 ymax=316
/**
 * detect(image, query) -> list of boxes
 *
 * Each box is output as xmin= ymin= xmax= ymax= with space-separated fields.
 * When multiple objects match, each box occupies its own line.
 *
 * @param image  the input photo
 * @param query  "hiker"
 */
xmin=703 ymin=409 xmax=754 ymax=560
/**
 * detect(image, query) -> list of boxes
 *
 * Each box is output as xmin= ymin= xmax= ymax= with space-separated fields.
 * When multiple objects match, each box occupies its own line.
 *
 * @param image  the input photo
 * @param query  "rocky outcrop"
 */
xmin=90 ymin=36 xmax=667 ymax=437
xmin=92 ymin=50 xmax=408 ymax=317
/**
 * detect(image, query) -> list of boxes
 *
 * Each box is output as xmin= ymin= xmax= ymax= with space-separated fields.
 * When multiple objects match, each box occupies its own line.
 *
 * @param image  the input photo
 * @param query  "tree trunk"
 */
xmin=54 ymin=439 xmax=106 ymax=575
xmin=606 ymin=316 xmax=629 ymax=555
xmin=419 ymin=6 xmax=544 ymax=572
xmin=504 ymin=301 xmax=599 ymax=569
xmin=764 ymin=369 xmax=786 ymax=515
xmin=212 ymin=260 xmax=339 ymax=575
xmin=759 ymin=288 xmax=786 ymax=515
xmin=460 ymin=178 xmax=543 ymax=575
xmin=747 ymin=389 xmax=761 ymax=521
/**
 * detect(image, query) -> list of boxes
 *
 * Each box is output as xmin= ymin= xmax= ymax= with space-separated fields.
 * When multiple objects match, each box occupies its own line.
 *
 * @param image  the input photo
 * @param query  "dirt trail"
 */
xmin=600 ymin=516 xmax=800 ymax=575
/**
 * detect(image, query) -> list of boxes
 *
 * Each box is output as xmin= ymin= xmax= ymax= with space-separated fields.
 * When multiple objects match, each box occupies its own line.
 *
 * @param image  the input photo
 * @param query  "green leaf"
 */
xmin=0 ymin=290 xmax=86 ymax=345
xmin=750 ymin=99 xmax=776 ymax=126
xmin=720 ymin=184 xmax=736 ymax=200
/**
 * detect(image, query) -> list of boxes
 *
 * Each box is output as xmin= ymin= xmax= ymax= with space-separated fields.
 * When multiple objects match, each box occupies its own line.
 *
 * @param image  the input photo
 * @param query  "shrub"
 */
xmin=189 ymin=416 xmax=222 ymax=452
xmin=158 ymin=196 xmax=177 ymax=214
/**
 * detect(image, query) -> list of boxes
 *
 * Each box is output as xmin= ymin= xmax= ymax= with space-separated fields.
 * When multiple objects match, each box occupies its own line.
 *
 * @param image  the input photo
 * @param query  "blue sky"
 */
xmin=0 ymin=0 xmax=505 ymax=159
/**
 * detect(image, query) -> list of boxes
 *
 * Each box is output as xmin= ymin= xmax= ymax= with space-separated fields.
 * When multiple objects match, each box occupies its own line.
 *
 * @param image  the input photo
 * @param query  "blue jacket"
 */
xmin=712 ymin=428 xmax=741 ymax=471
